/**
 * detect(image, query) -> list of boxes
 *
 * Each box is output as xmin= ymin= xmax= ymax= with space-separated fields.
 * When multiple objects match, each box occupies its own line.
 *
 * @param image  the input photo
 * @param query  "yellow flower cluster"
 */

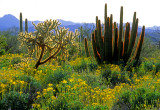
xmin=0 ymin=68 xmax=28 ymax=99
xmin=56 ymin=74 xmax=128 ymax=109
xmin=70 ymin=58 xmax=82 ymax=66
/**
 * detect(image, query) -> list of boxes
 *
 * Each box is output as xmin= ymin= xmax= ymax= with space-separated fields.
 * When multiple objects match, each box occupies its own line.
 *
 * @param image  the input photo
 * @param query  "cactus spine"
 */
xmin=85 ymin=3 xmax=145 ymax=65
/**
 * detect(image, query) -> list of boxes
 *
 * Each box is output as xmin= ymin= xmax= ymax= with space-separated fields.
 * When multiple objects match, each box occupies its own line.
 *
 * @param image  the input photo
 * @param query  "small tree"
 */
xmin=0 ymin=35 xmax=7 ymax=55
xmin=18 ymin=19 xmax=79 ymax=69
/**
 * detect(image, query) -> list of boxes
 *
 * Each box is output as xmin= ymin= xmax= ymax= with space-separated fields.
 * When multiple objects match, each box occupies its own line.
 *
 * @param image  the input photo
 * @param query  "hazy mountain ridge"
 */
xmin=0 ymin=14 xmax=82 ymax=31
xmin=0 ymin=14 xmax=160 ymax=42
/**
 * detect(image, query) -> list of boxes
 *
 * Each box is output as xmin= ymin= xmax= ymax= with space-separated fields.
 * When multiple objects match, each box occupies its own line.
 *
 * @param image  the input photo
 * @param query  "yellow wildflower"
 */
xmin=62 ymin=80 xmax=67 ymax=84
xmin=48 ymin=83 xmax=53 ymax=87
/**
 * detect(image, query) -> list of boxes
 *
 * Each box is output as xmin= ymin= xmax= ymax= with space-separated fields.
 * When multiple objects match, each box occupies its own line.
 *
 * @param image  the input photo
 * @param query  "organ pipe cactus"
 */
xmin=85 ymin=3 xmax=145 ymax=65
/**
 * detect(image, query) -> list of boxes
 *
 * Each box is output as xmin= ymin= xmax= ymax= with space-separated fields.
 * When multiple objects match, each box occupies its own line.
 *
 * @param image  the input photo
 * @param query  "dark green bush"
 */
xmin=114 ymin=87 xmax=160 ymax=110
xmin=71 ymin=57 xmax=97 ymax=73
xmin=67 ymin=100 xmax=84 ymax=110
xmin=0 ymin=58 xmax=10 ymax=68
xmin=15 ymin=75 xmax=42 ymax=109
xmin=43 ymin=67 xmax=69 ymax=89
xmin=83 ymin=105 xmax=108 ymax=110
xmin=50 ymin=95 xmax=68 ymax=110
xmin=102 ymin=69 xmax=130 ymax=86
xmin=11 ymin=57 xmax=21 ymax=65
xmin=143 ymin=61 xmax=154 ymax=71
xmin=0 ymin=91 xmax=29 ymax=110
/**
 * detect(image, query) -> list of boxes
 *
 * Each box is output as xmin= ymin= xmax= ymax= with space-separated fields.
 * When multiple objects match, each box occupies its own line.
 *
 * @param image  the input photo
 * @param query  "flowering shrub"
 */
xmin=0 ymin=54 xmax=160 ymax=109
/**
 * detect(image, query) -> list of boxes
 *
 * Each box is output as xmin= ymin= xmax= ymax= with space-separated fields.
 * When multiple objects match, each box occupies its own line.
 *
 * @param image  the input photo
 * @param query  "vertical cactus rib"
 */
xmin=95 ymin=16 xmax=100 ymax=54
xmin=97 ymin=20 xmax=104 ymax=62
xmin=92 ymin=31 xmax=101 ymax=64
xmin=123 ymin=22 xmax=130 ymax=62
xmin=20 ymin=12 xmax=23 ymax=32
xmin=108 ymin=14 xmax=113 ymax=62
xmin=118 ymin=6 xmax=123 ymax=60
xmin=127 ymin=18 xmax=139 ymax=60
xmin=120 ymin=41 xmax=124 ymax=59
xmin=127 ymin=12 xmax=136 ymax=53
xmin=113 ymin=27 xmax=119 ymax=62
xmin=105 ymin=3 xmax=107 ymax=21
xmin=25 ymin=18 xmax=28 ymax=33
xmin=84 ymin=38 xmax=90 ymax=57
xmin=112 ymin=22 xmax=117 ymax=56
xmin=105 ymin=17 xmax=111 ymax=63
xmin=133 ymin=26 xmax=145 ymax=63
xmin=104 ymin=3 xmax=108 ymax=62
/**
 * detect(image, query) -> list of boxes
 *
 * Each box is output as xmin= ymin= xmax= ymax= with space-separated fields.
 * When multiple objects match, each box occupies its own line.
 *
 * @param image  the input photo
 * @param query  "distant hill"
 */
xmin=0 ymin=14 xmax=160 ymax=42
xmin=0 ymin=14 xmax=82 ymax=32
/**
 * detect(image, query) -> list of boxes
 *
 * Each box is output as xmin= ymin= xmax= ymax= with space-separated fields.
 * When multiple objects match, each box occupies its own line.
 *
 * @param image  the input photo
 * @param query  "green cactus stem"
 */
xmin=84 ymin=38 xmax=90 ymax=57
xmin=25 ymin=18 xmax=28 ymax=33
xmin=20 ymin=13 xmax=23 ymax=32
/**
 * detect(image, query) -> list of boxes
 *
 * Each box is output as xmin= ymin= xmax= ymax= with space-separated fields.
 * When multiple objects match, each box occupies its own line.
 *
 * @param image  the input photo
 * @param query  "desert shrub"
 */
xmin=0 ymin=54 xmax=24 ymax=68
xmin=0 ymin=35 xmax=7 ymax=55
xmin=16 ymin=75 xmax=42 ymax=93
xmin=70 ymin=57 xmax=97 ymax=73
xmin=14 ymin=75 xmax=42 ymax=108
xmin=79 ymin=73 xmax=104 ymax=88
xmin=101 ymin=65 xmax=131 ymax=86
xmin=0 ymin=58 xmax=10 ymax=68
xmin=11 ymin=57 xmax=21 ymax=65
xmin=83 ymin=105 xmax=108 ymax=110
xmin=114 ymin=87 xmax=160 ymax=110
xmin=143 ymin=61 xmax=154 ymax=71
xmin=42 ymin=67 xmax=69 ymax=89
xmin=0 ymin=91 xmax=29 ymax=110
xmin=67 ymin=100 xmax=84 ymax=110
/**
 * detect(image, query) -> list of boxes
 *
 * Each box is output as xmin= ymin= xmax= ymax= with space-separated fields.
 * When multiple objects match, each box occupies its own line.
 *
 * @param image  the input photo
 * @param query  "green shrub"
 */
xmin=83 ymin=105 xmax=108 ymax=110
xmin=70 ymin=57 xmax=97 ymax=73
xmin=67 ymin=100 xmax=84 ymax=110
xmin=102 ymin=68 xmax=130 ymax=86
xmin=43 ymin=67 xmax=69 ymax=89
xmin=11 ymin=57 xmax=21 ymax=65
xmin=15 ymin=75 xmax=42 ymax=109
xmin=0 ymin=91 xmax=29 ymax=110
xmin=114 ymin=87 xmax=160 ymax=110
xmin=0 ymin=58 xmax=10 ymax=68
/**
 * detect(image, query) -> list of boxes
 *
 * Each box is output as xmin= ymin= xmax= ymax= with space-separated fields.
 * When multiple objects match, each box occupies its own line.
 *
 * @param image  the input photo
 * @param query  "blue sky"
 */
xmin=0 ymin=0 xmax=159 ymax=27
